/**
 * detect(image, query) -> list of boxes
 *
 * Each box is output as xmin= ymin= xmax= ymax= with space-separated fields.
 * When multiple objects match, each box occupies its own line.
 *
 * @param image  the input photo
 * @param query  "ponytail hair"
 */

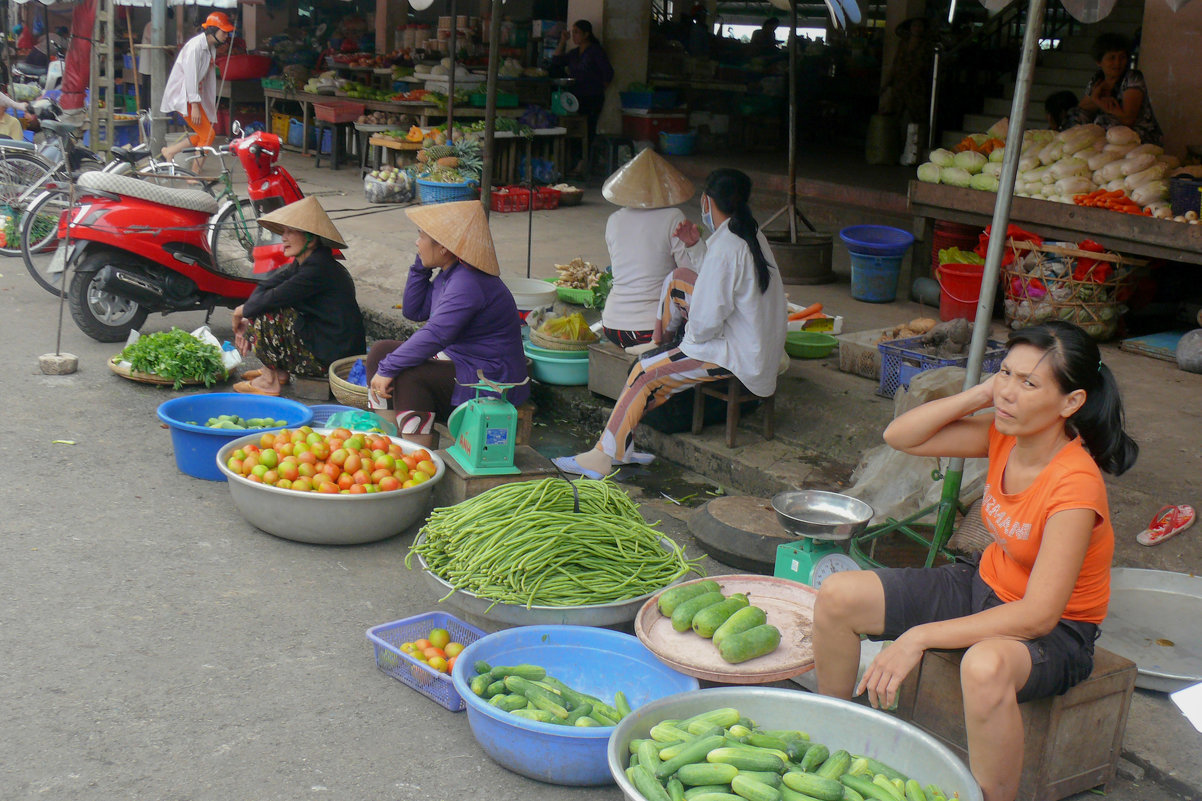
xmin=702 ymin=168 xmax=773 ymax=294
xmin=1006 ymin=321 xmax=1138 ymax=475
xmin=572 ymin=19 xmax=599 ymax=45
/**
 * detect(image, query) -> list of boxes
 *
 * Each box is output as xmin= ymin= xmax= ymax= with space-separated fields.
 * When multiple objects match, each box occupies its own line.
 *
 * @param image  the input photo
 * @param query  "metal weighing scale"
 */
xmin=444 ymin=374 xmax=528 ymax=476
xmin=772 ymin=491 xmax=874 ymax=588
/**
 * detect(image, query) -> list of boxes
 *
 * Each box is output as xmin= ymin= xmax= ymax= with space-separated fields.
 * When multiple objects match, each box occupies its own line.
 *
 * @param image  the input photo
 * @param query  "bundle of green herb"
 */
xmin=118 ymin=328 xmax=226 ymax=389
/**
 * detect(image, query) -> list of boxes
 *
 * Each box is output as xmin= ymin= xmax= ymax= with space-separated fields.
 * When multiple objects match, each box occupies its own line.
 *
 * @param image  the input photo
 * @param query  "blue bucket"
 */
xmin=850 ymin=252 xmax=904 ymax=303
xmin=839 ymin=225 xmax=915 ymax=257
xmin=156 ymin=393 xmax=314 ymax=481
xmin=450 ymin=625 xmax=699 ymax=785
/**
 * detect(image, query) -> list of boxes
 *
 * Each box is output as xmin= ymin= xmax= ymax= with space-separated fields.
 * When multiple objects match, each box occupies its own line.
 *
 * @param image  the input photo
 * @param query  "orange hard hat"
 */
xmin=204 ymin=12 xmax=235 ymax=32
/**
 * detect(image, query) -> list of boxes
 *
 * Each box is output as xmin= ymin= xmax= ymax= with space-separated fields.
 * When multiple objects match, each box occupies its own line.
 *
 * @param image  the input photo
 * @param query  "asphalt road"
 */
xmin=1 ymin=254 xmax=1189 ymax=801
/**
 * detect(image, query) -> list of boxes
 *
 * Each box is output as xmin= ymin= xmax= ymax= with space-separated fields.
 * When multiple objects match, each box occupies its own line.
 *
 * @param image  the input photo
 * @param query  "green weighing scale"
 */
xmin=444 ymin=374 xmax=529 ymax=476
xmin=771 ymin=490 xmax=873 ymax=589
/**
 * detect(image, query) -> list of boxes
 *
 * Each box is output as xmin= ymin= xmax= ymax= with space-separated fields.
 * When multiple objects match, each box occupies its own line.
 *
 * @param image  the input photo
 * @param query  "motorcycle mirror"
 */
xmin=231 ymin=120 xmax=244 ymax=138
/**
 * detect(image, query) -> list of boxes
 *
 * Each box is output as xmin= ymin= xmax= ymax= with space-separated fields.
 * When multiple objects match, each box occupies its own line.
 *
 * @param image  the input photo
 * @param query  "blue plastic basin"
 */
xmin=839 ymin=224 xmax=916 ymax=257
xmin=525 ymin=344 xmax=590 ymax=386
xmin=450 ymin=625 xmax=699 ymax=785
xmin=156 ymin=393 xmax=314 ymax=481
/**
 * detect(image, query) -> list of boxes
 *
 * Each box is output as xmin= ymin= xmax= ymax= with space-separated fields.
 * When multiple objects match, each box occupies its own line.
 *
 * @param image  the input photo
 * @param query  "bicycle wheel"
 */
xmin=0 ymin=151 xmax=55 ymax=257
xmin=208 ymin=199 xmax=258 ymax=280
xmin=19 ymin=187 xmax=70 ymax=295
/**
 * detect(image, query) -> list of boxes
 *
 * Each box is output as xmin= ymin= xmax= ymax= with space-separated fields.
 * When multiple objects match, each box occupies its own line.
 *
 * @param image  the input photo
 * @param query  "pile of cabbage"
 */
xmin=916 ymin=122 xmax=1180 ymax=216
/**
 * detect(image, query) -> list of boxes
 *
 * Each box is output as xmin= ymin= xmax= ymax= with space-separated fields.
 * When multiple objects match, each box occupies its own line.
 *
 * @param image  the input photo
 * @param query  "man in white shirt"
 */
xmin=600 ymin=148 xmax=705 ymax=348
xmin=160 ymin=11 xmax=233 ymax=164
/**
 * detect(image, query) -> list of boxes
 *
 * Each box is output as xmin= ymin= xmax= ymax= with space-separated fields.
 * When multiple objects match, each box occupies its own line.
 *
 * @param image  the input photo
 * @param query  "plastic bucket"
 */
xmin=766 ymin=230 xmax=835 ymax=285
xmin=936 ymin=262 xmax=986 ymax=321
xmin=839 ymin=225 xmax=915 ymax=257
xmin=850 ymin=253 xmax=904 ymax=303
xmin=930 ymin=219 xmax=983 ymax=276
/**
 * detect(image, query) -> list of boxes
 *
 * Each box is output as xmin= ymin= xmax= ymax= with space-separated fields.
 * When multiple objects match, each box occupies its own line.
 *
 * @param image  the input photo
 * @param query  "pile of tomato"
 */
xmin=398 ymin=627 xmax=466 ymax=674
xmin=225 ymin=426 xmax=437 ymax=494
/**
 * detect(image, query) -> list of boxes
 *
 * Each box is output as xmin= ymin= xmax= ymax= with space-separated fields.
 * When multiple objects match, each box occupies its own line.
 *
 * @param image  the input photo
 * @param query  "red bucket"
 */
xmin=930 ymin=219 xmax=983 ymax=277
xmin=936 ymin=262 xmax=986 ymax=321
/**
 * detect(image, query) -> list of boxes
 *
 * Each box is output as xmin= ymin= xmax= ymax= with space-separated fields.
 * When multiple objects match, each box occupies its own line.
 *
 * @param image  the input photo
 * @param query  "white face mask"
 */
xmin=701 ymin=196 xmax=714 ymax=232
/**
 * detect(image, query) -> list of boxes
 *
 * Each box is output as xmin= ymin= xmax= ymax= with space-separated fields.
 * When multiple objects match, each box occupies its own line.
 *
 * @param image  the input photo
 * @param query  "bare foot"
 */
xmin=573 ymin=449 xmax=613 ymax=477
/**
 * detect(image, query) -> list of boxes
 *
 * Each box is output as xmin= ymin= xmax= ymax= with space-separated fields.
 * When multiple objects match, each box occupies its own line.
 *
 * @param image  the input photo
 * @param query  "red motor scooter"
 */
xmin=53 ymin=125 xmax=305 ymax=342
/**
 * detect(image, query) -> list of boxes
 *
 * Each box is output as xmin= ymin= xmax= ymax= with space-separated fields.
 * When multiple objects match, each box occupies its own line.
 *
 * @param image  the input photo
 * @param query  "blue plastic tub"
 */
xmin=156 ymin=393 xmax=314 ymax=481
xmin=524 ymin=343 xmax=589 ymax=386
xmin=849 ymin=252 xmax=904 ymax=303
xmin=839 ymin=224 xmax=916 ymax=257
xmin=450 ymin=625 xmax=699 ymax=785
xmin=659 ymin=130 xmax=696 ymax=155
xmin=307 ymin=403 xmax=358 ymax=427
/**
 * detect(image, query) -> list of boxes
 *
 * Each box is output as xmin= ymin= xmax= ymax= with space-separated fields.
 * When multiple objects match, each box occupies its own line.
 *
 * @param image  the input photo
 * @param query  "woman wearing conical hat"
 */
xmin=600 ymin=148 xmax=706 ymax=349
xmin=366 ymin=200 xmax=529 ymax=445
xmin=231 ymin=197 xmax=366 ymax=395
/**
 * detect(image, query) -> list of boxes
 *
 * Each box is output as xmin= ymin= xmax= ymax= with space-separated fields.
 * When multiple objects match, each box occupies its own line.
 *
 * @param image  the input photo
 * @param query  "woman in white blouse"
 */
xmin=600 ymin=148 xmax=705 ymax=348
xmin=555 ymin=169 xmax=786 ymax=478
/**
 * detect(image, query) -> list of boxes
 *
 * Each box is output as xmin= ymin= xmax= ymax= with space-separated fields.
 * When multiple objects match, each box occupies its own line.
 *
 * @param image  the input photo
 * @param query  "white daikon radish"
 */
xmin=1055 ymin=176 xmax=1095 ymax=196
xmin=1121 ymin=153 xmax=1157 ymax=175
xmin=1105 ymin=125 xmax=1140 ymax=145
xmin=1124 ymin=163 xmax=1168 ymax=191
xmin=1099 ymin=160 xmax=1127 ymax=183
xmin=1038 ymin=141 xmax=1064 ymax=165
xmin=1019 ymin=155 xmax=1040 ymax=172
xmin=1087 ymin=150 xmax=1122 ymax=172
xmin=1050 ymin=158 xmax=1089 ymax=180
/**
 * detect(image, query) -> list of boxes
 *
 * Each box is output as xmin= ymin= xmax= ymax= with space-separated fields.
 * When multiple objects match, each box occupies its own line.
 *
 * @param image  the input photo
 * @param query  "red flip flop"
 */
xmin=1136 ymin=504 xmax=1196 ymax=546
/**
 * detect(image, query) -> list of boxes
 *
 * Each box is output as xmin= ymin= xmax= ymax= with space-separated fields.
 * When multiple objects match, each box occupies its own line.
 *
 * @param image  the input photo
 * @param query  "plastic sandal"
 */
xmin=232 ymin=380 xmax=281 ymax=396
xmin=240 ymin=369 xmax=289 ymax=384
xmin=615 ymin=451 xmax=655 ymax=466
xmin=551 ymin=456 xmax=605 ymax=481
xmin=1136 ymin=504 xmax=1196 ymax=546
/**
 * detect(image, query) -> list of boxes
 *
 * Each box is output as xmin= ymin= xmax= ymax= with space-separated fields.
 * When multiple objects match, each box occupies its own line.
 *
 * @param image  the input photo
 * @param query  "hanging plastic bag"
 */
xmin=325 ymin=409 xmax=397 ymax=435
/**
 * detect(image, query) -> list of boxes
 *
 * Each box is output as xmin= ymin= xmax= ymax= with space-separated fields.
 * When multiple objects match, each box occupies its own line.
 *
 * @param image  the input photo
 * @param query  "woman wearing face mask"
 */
xmin=232 ymin=197 xmax=366 ymax=396
xmin=554 ymin=168 xmax=786 ymax=478
xmin=812 ymin=321 xmax=1138 ymax=801
xmin=366 ymin=200 xmax=529 ymax=446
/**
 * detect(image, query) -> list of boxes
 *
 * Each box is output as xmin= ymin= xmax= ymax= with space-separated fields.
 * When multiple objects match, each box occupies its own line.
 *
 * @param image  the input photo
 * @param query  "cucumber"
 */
xmin=650 ymin=721 xmax=691 ymax=743
xmin=706 ymin=747 xmax=785 ymax=773
xmin=677 ymin=763 xmax=739 ymax=786
xmin=685 ymin=787 xmax=735 ymax=800
xmin=687 ymin=723 xmax=728 ymax=739
xmin=616 ymin=691 xmax=633 ymax=718
xmin=781 ymin=771 xmax=845 ymax=801
xmin=778 ymin=786 xmax=823 ymax=801
xmin=758 ymin=730 xmax=809 ymax=743
xmin=488 ymin=693 xmax=528 ymax=712
xmin=784 ymin=740 xmax=813 ymax=763
xmin=658 ymin=580 xmax=722 ymax=616
xmin=718 ymin=624 xmax=782 ymax=664
xmin=848 ymin=758 xmax=871 ymax=777
xmin=736 ymin=771 xmax=782 ymax=788
xmin=692 ymin=594 xmax=750 ymax=638
xmin=632 ymin=764 xmax=673 ymax=801
xmin=630 ymin=753 xmax=640 ymax=770
xmin=680 ymin=707 xmax=742 ymax=730
xmin=469 ymin=673 xmax=491 ymax=697
xmin=669 ymin=778 xmax=687 ymax=801
xmin=746 ymin=734 xmax=790 ymax=752
xmin=473 ymin=659 xmax=492 ymax=675
xmin=838 ymin=775 xmax=898 ymax=801
xmin=873 ymin=775 xmax=903 ymax=801
xmin=903 ymin=780 xmax=927 ymax=801
xmin=574 ymin=715 xmax=603 ymax=727
xmin=504 ymin=676 xmax=568 ymax=719
xmin=564 ymin=702 xmax=593 ymax=725
xmin=655 ymin=735 xmax=728 ymax=780
xmin=485 ymin=680 xmax=507 ymax=698
xmin=816 ymin=750 xmax=851 ymax=780
xmin=541 ymin=676 xmax=589 ymax=708
xmin=727 ymin=724 xmax=753 ymax=739
xmin=509 ymin=708 xmax=555 ymax=723
xmin=799 ymin=744 xmax=830 ymax=773
xmin=489 ymin=664 xmax=546 ymax=681
xmin=638 ymin=739 xmax=664 ymax=773
xmin=671 ymin=591 xmax=726 ymax=632
xmin=712 ymin=605 xmax=768 ymax=647
xmin=859 ymin=758 xmax=908 ymax=784
xmin=686 ymin=795 xmax=744 ymax=801
xmin=841 ymin=786 xmax=866 ymax=801
xmin=731 ymin=774 xmax=782 ymax=801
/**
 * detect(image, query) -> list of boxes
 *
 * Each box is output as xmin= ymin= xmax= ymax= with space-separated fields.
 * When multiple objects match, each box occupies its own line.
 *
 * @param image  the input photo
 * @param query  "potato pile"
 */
xmin=356 ymin=111 xmax=413 ymax=127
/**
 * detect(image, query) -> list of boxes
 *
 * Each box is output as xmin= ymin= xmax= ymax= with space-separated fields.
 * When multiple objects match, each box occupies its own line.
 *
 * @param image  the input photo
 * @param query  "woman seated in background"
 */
xmin=232 ymin=197 xmax=366 ymax=396
xmin=1044 ymin=90 xmax=1080 ymax=132
xmin=1067 ymin=33 xmax=1162 ymax=145
xmin=812 ymin=321 xmax=1138 ymax=801
xmin=553 ymin=169 xmax=786 ymax=478
xmin=600 ymin=148 xmax=706 ymax=349
xmin=367 ymin=200 xmax=529 ymax=447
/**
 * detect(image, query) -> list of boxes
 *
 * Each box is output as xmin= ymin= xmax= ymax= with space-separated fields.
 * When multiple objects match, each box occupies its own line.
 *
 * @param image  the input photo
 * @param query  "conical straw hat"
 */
xmin=601 ymin=148 xmax=694 ymax=209
xmin=257 ymin=196 xmax=347 ymax=248
xmin=404 ymin=199 xmax=500 ymax=276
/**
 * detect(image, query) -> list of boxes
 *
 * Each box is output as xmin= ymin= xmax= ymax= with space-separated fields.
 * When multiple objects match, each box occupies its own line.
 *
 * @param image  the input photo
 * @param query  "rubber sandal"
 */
xmin=240 ymin=369 xmax=289 ymax=384
xmin=615 ymin=451 xmax=655 ymax=466
xmin=551 ymin=456 xmax=605 ymax=480
xmin=1136 ymin=504 xmax=1196 ymax=546
xmin=232 ymin=380 xmax=281 ymax=397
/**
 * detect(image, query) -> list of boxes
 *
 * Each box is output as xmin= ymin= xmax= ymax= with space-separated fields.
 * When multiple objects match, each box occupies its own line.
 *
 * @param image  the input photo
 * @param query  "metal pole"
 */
xmin=149 ymin=0 xmax=167 ymax=153
xmin=927 ymin=42 xmax=942 ymax=153
xmin=481 ymin=0 xmax=503 ymax=215
xmin=787 ymin=1 xmax=797 ymax=242
xmin=933 ymin=0 xmax=1047 ymax=546
xmin=446 ymin=0 xmax=457 ymax=143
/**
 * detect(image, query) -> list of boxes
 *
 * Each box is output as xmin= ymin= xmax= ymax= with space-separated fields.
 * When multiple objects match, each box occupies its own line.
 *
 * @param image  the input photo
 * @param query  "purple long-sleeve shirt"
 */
xmin=376 ymin=258 xmax=530 ymax=407
xmin=551 ymin=43 xmax=613 ymax=98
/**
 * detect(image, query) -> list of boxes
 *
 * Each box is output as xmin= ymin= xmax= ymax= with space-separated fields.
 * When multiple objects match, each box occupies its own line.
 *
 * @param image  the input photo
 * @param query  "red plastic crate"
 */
xmin=490 ymin=186 xmax=530 ymax=213
xmin=533 ymin=187 xmax=560 ymax=210
xmin=314 ymin=100 xmax=365 ymax=124
xmin=621 ymin=112 xmax=688 ymax=142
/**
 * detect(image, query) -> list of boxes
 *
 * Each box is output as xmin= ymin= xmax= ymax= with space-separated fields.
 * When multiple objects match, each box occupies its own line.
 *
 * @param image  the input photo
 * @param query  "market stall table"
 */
xmin=368 ymin=135 xmax=421 ymax=169
xmin=909 ymin=181 xmax=1202 ymax=266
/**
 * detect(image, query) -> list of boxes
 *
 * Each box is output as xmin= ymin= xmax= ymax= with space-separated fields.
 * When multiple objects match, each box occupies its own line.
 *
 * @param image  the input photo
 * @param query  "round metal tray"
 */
xmin=634 ymin=574 xmax=817 ymax=683
xmin=1098 ymin=567 xmax=1202 ymax=692
xmin=413 ymin=530 xmax=684 ymax=627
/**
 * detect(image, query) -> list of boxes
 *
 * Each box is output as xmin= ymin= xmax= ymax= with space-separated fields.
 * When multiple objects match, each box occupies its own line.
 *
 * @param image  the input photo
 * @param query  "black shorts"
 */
xmin=871 ymin=562 xmax=1098 ymax=703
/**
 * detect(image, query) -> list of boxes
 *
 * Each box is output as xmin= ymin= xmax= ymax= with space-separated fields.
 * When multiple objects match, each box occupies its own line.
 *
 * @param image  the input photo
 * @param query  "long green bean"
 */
xmin=407 ymin=478 xmax=704 ymax=608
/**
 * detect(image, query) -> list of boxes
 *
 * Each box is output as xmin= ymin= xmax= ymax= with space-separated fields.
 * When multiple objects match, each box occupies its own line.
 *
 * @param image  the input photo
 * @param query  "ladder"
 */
xmin=86 ymin=0 xmax=116 ymax=153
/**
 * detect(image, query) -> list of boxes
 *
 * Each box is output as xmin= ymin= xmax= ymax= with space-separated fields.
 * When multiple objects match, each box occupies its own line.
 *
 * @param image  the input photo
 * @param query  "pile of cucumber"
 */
xmin=658 ymin=581 xmax=781 ymax=665
xmin=468 ymin=662 xmax=631 ymax=727
xmin=625 ymin=707 xmax=956 ymax=801
xmin=192 ymin=415 xmax=286 ymax=430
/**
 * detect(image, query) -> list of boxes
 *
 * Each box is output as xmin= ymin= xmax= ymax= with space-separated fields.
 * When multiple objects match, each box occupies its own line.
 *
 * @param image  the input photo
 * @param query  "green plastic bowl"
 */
xmin=785 ymin=331 xmax=839 ymax=359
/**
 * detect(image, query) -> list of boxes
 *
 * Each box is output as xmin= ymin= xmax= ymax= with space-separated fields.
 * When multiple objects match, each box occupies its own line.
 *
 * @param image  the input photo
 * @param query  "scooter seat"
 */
xmin=78 ymin=171 xmax=220 ymax=215
xmin=0 ymin=138 xmax=36 ymax=151
xmin=109 ymin=144 xmax=150 ymax=164
xmin=41 ymin=120 xmax=83 ymax=136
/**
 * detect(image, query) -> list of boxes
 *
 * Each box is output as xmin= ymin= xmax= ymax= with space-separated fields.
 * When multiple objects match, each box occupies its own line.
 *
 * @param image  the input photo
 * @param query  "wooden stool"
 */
xmin=691 ymin=376 xmax=775 ymax=448
xmin=515 ymin=401 xmax=535 ymax=446
xmin=894 ymin=646 xmax=1137 ymax=801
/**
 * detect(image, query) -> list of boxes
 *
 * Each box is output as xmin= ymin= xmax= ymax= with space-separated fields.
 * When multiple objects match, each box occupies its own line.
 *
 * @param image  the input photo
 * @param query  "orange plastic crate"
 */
xmin=313 ymin=101 xmax=365 ymax=124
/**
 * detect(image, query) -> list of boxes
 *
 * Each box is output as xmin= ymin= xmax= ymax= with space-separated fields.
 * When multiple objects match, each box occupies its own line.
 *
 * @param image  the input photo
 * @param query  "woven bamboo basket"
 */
xmin=328 ymin=355 xmax=370 ymax=409
xmin=1002 ymin=239 xmax=1146 ymax=341
xmin=529 ymin=328 xmax=596 ymax=352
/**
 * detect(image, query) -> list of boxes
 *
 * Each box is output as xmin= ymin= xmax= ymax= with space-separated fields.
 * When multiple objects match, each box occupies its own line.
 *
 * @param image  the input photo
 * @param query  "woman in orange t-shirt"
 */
xmin=813 ymin=321 xmax=1137 ymax=801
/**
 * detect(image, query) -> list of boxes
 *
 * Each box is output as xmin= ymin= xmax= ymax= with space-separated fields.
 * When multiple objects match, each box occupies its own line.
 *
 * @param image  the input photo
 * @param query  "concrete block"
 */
xmin=39 ymin=353 xmax=78 ymax=375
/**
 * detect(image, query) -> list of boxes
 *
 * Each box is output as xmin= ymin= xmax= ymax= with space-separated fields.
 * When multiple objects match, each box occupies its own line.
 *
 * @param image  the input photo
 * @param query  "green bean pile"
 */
xmin=406 ymin=478 xmax=704 ymax=609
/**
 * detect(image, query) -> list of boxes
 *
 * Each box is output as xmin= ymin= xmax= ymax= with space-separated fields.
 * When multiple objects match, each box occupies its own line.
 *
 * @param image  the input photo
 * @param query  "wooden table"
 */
xmin=909 ymin=180 xmax=1202 ymax=265
xmin=368 ymin=135 xmax=421 ymax=168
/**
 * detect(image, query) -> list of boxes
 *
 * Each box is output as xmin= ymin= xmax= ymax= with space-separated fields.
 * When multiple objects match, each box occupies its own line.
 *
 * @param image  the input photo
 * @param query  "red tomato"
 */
xmin=276 ymin=441 xmax=294 ymax=457
xmin=373 ymin=453 xmax=396 ymax=471
xmin=292 ymin=477 xmax=313 ymax=492
xmin=392 ymin=468 xmax=410 ymax=482
xmin=388 ymin=444 xmax=404 ymax=459
xmin=370 ymin=468 xmax=392 ymax=484
xmin=331 ymin=427 xmax=353 ymax=440
xmin=401 ymin=455 xmax=418 ymax=471
xmin=276 ymin=478 xmax=292 ymax=490
xmin=297 ymin=462 xmax=316 ymax=478
xmin=310 ymin=441 xmax=331 ymax=461
xmin=344 ymin=452 xmax=362 ymax=474
xmin=262 ymin=469 xmax=279 ymax=485
xmin=337 ymin=473 xmax=355 ymax=490
xmin=416 ymin=460 xmax=436 ymax=476
xmin=259 ymin=432 xmax=276 ymax=449
xmin=227 ymin=457 xmax=243 ymax=473
xmin=413 ymin=638 xmax=431 ymax=651
xmin=242 ymin=453 xmax=260 ymax=471
xmin=296 ymin=450 xmax=317 ymax=466
xmin=326 ymin=437 xmax=345 ymax=452
xmin=368 ymin=436 xmax=390 ymax=452
xmin=321 ymin=462 xmax=341 ymax=480
xmin=422 ymin=646 xmax=446 ymax=660
xmin=402 ymin=479 xmax=416 ymax=489
xmin=246 ymin=473 xmax=262 ymax=483
xmin=447 ymin=655 xmax=458 ymax=674
xmin=317 ymin=482 xmax=340 ymax=494
xmin=278 ymin=463 xmax=299 ymax=482
xmin=352 ymin=469 xmax=371 ymax=485
xmin=348 ymin=483 xmax=367 ymax=494
xmin=343 ymin=435 xmax=364 ymax=451
xmin=378 ymin=476 xmax=400 ymax=492
xmin=410 ymin=449 xmax=431 ymax=464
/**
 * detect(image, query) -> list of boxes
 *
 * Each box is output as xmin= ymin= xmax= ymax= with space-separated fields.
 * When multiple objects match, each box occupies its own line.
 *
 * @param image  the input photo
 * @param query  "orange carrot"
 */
xmin=788 ymin=302 xmax=823 ymax=321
